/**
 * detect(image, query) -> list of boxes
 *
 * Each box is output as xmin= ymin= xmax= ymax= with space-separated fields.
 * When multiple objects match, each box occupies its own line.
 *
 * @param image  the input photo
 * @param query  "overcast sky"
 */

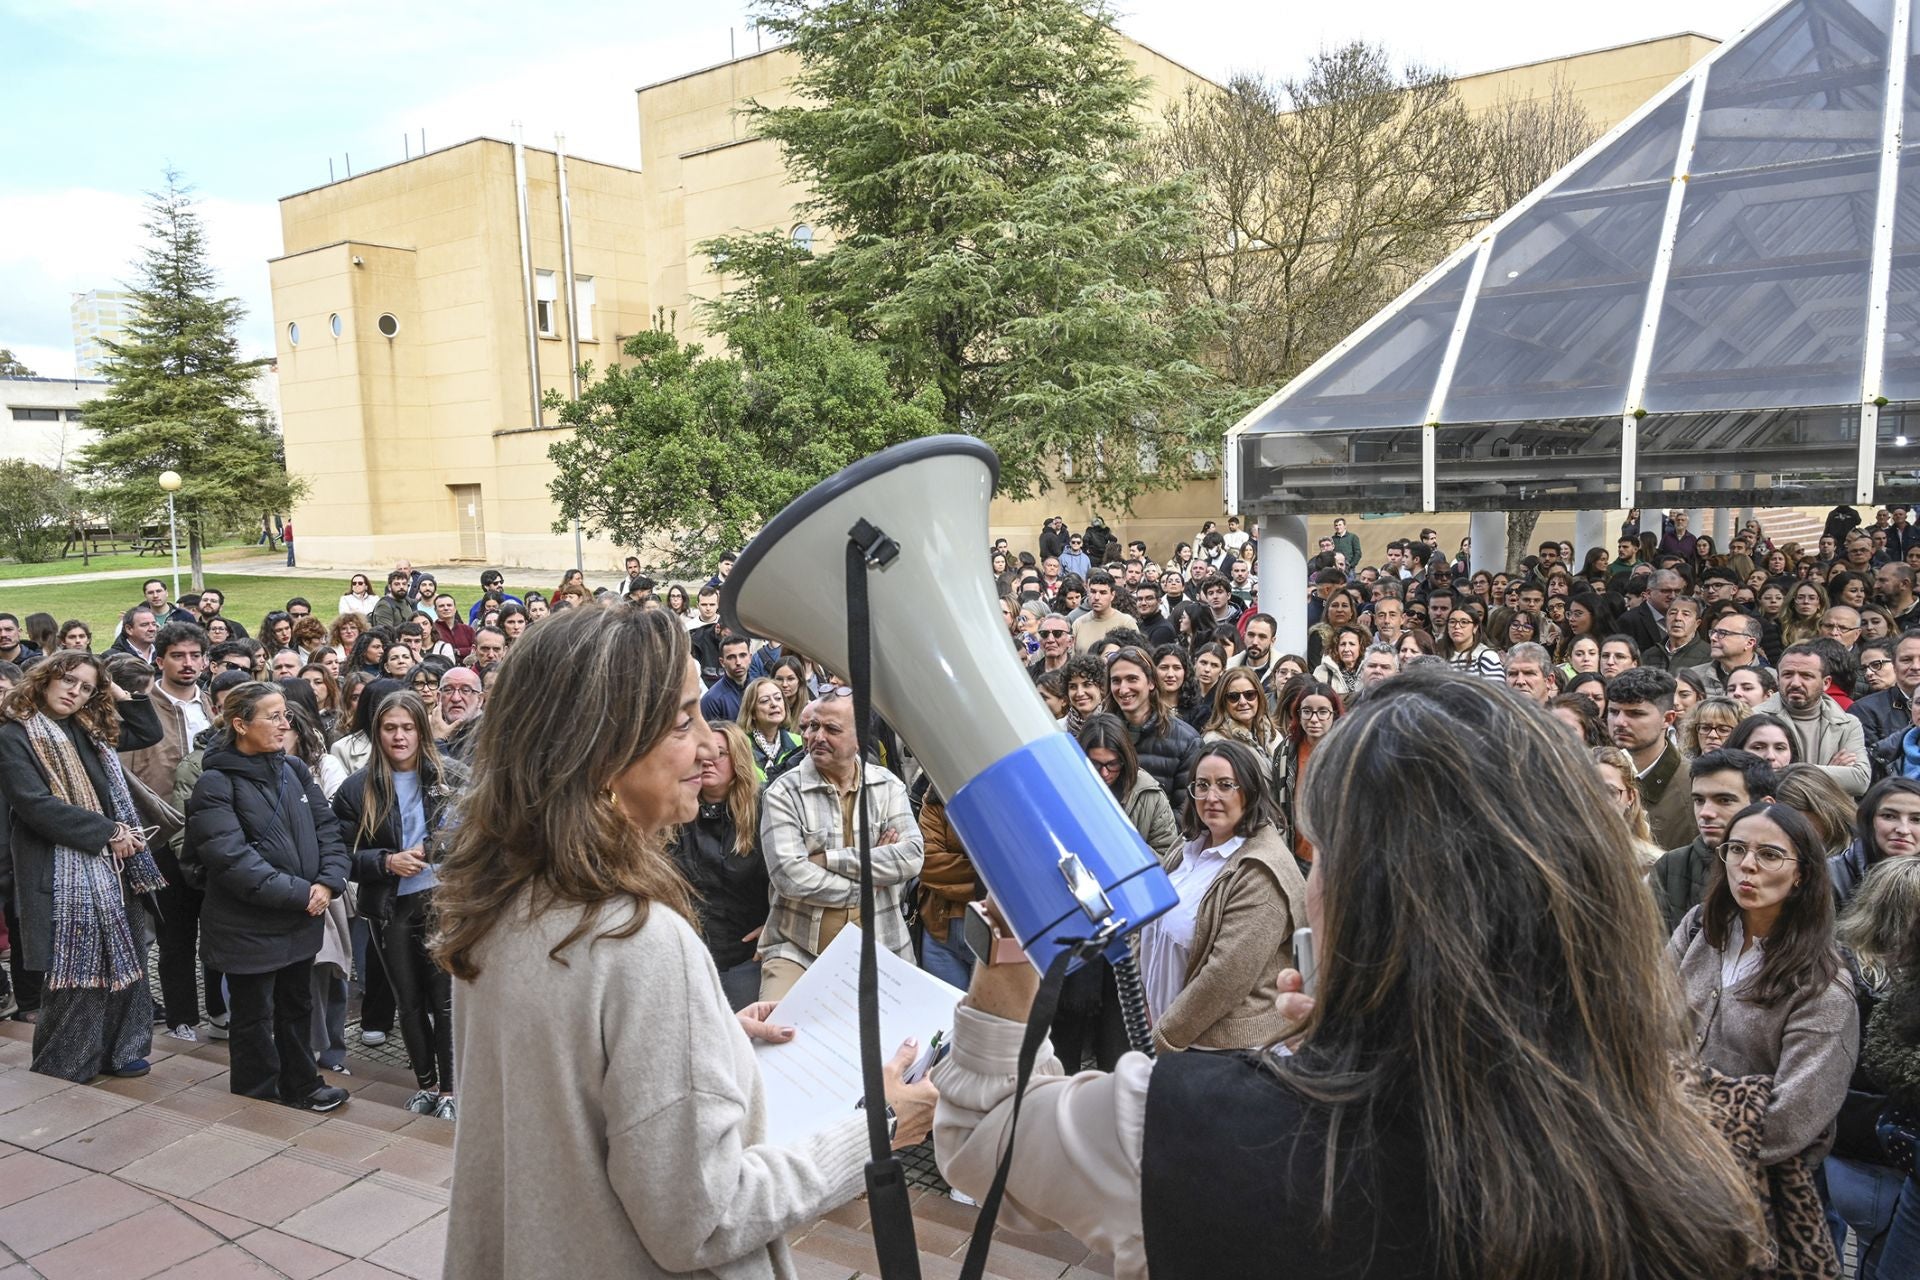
xmin=0 ymin=0 xmax=1766 ymax=377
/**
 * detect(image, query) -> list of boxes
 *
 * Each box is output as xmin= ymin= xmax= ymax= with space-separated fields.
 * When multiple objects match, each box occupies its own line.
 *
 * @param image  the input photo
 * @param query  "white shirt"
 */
xmin=1722 ymin=916 xmax=1766 ymax=990
xmin=1138 ymin=834 xmax=1243 ymax=1020
xmin=154 ymin=682 xmax=210 ymax=739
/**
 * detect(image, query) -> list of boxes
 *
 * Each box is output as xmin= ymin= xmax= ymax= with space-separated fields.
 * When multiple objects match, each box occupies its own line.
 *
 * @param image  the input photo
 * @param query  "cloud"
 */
xmin=0 ymin=187 xmax=281 ymax=376
xmin=381 ymin=20 xmax=766 ymax=169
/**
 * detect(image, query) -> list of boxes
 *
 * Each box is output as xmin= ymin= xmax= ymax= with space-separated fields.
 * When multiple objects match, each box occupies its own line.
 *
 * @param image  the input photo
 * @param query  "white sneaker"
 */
xmin=360 ymin=1030 xmax=387 ymax=1046
xmin=206 ymin=1014 xmax=230 ymax=1041
xmin=404 ymin=1089 xmax=440 ymax=1115
xmin=165 ymin=1024 xmax=198 ymax=1043
xmin=432 ymin=1094 xmax=457 ymax=1122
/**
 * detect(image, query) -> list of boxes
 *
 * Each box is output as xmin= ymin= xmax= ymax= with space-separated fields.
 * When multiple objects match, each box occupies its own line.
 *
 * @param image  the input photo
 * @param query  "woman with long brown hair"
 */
xmin=933 ymin=665 xmax=1764 ymax=1280
xmin=433 ymin=605 xmax=934 ymax=1277
xmin=668 ymin=721 xmax=771 ymax=1010
xmin=0 ymin=651 xmax=166 ymax=1080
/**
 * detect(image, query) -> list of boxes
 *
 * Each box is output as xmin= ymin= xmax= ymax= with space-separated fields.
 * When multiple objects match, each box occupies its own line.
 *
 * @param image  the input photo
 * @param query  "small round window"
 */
xmin=377 ymin=313 xmax=400 ymax=338
xmin=328 ymin=313 xmax=343 ymax=338
xmin=287 ymin=322 xmax=300 ymax=346
xmin=790 ymin=223 xmax=814 ymax=250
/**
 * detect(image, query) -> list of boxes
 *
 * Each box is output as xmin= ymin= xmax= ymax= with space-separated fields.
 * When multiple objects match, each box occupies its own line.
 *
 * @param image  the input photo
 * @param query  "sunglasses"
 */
xmin=1225 ymin=689 xmax=1259 ymax=703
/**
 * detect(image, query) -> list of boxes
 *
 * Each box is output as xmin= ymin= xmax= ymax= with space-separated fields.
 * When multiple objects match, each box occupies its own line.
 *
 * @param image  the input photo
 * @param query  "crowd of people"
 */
xmin=2 ymin=500 xmax=1920 ymax=1276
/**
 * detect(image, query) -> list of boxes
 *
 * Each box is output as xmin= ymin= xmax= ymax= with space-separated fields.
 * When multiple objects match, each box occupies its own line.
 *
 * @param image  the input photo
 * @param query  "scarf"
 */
xmin=23 ymin=710 xmax=166 ymax=991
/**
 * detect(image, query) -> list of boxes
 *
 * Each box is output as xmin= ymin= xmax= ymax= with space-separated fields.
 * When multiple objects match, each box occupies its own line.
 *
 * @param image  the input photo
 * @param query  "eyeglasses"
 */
xmin=56 ymin=673 xmax=97 ymax=697
xmin=1299 ymin=706 xmax=1335 ymax=721
xmin=1865 ymin=657 xmax=1894 ymax=673
xmin=1707 ymin=628 xmax=1752 ymax=641
xmin=255 ymin=711 xmax=291 ymax=725
xmin=1187 ymin=779 xmax=1241 ymax=796
xmin=1819 ymin=622 xmax=1862 ymax=635
xmin=412 ymin=677 xmax=439 ymax=689
xmin=1224 ymin=689 xmax=1259 ymax=703
xmin=1039 ymin=628 xmax=1070 ymax=639
xmin=1089 ymin=757 xmax=1122 ymax=775
xmin=1510 ymin=621 xmax=1535 ymax=632
xmin=1721 ymin=841 xmax=1798 ymax=871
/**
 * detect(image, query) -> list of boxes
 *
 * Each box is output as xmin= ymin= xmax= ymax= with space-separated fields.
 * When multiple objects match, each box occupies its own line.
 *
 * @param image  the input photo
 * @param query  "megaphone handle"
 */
xmin=844 ymin=532 xmax=921 ymax=1280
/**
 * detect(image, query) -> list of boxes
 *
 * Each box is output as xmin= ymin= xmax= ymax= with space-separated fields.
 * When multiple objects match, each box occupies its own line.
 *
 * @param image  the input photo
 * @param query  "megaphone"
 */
xmin=721 ymin=436 xmax=1177 ymax=971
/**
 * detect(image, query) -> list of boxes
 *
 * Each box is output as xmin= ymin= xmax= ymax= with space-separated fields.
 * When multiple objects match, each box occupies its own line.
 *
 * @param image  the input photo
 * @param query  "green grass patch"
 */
xmin=0 ymin=539 xmax=261 ymax=582
xmin=0 ymin=571 xmax=564 ymax=639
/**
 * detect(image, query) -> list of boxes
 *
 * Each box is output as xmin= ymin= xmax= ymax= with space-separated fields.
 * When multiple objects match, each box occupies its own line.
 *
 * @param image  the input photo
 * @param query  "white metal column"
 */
xmin=1258 ymin=517 xmax=1310 ymax=658
xmin=1469 ymin=511 xmax=1508 ymax=575
xmin=1859 ymin=0 xmax=1910 ymax=502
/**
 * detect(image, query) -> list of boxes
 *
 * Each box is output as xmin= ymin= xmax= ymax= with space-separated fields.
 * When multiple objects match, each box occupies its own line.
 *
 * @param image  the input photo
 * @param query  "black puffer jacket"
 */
xmin=329 ymin=756 xmax=468 ymax=924
xmin=669 ymin=801 xmax=772 ymax=971
xmin=1127 ymin=711 xmax=1200 ymax=799
xmin=186 ymin=747 xmax=349 ymax=975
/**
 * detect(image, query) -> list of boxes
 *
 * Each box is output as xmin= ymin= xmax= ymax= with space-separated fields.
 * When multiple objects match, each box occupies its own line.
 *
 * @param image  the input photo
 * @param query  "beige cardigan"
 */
xmin=445 ymin=894 xmax=868 ymax=1279
xmin=1152 ymin=823 xmax=1308 ymax=1053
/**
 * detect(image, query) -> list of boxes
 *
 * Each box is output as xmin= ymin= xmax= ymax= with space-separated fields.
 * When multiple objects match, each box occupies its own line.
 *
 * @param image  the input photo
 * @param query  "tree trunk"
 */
xmin=1505 ymin=510 xmax=1540 ymax=575
xmin=188 ymin=528 xmax=205 ymax=591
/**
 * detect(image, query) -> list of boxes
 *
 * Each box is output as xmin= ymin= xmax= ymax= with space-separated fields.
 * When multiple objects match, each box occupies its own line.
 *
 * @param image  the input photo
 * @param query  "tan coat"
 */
xmin=1153 ymin=823 xmax=1307 ymax=1054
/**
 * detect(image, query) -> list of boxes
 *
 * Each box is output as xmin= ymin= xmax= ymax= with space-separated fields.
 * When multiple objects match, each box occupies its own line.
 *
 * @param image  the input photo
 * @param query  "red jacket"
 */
xmin=433 ymin=618 xmax=476 ymax=660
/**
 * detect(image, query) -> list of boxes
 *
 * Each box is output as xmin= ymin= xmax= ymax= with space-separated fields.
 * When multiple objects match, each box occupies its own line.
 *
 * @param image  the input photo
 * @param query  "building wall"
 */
xmin=271 ymin=33 xmax=1722 ymax=572
xmin=271 ymin=139 xmax=651 ymax=569
xmin=70 ymin=290 xmax=132 ymax=378
xmin=0 ymin=377 xmax=105 ymax=470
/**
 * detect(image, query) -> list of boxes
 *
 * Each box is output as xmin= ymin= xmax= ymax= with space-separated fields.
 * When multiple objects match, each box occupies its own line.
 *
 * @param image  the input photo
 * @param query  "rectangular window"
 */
xmin=573 ymin=275 xmax=595 ymax=341
xmin=535 ymin=269 xmax=558 ymax=336
xmin=64 ymin=409 xmax=84 ymax=421
xmin=9 ymin=408 xmax=58 ymax=421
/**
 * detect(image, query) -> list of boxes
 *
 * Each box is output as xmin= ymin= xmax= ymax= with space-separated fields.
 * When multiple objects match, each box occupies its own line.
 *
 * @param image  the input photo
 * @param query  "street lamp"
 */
xmin=158 ymin=470 xmax=182 ymax=603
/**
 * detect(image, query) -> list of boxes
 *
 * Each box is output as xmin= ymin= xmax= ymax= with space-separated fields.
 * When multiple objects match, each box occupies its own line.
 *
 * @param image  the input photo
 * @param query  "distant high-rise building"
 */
xmin=71 ymin=289 xmax=134 ymax=376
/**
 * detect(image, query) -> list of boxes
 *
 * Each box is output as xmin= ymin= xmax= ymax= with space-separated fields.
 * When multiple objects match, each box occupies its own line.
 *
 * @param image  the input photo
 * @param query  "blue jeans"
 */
xmin=717 ymin=958 xmax=761 ymax=1012
xmin=1875 ymin=1173 xmax=1920 ymax=1279
xmin=919 ymin=919 xmax=974 ymax=991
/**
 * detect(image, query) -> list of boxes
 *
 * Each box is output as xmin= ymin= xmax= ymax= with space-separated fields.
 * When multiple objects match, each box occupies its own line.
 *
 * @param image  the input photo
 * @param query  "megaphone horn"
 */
xmin=721 ymin=436 xmax=1176 ymax=971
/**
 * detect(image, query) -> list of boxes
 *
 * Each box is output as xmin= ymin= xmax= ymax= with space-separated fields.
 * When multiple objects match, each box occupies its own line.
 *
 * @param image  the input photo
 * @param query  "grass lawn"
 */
xmin=0 ymin=570 xmax=559 ymax=640
xmin=0 ymin=539 xmax=259 ymax=582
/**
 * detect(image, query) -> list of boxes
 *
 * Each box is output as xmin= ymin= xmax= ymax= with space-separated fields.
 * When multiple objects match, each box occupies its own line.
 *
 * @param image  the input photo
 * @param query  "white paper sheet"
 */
xmin=753 ymin=924 xmax=965 ymax=1147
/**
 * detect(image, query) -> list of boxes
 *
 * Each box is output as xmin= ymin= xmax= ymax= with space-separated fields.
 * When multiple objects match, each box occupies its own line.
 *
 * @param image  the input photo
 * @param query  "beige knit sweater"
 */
xmin=444 ymin=894 xmax=869 ymax=1278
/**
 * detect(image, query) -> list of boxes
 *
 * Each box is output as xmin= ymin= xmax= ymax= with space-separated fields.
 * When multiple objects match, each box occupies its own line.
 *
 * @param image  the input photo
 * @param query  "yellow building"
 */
xmin=271 ymin=30 xmax=1719 ymax=571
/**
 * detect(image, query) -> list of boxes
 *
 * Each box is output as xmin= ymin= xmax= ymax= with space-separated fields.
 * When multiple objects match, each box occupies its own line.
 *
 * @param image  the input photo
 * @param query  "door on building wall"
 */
xmin=451 ymin=485 xmax=486 ymax=560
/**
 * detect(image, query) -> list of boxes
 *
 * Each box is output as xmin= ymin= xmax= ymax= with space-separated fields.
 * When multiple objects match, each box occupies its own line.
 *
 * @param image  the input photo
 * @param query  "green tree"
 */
xmin=0 ymin=460 xmax=75 ymax=564
xmin=707 ymin=0 xmax=1219 ymax=508
xmin=79 ymin=169 xmax=302 ymax=587
xmin=547 ymin=308 xmax=943 ymax=571
xmin=0 ymin=350 xmax=36 ymax=378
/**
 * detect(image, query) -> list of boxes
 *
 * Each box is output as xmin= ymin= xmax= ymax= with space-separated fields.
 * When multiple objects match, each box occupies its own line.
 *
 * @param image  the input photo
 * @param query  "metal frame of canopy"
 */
xmin=1225 ymin=0 xmax=1920 ymax=520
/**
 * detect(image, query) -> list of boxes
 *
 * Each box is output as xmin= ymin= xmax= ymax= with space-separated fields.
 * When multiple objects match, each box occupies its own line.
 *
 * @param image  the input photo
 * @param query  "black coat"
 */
xmin=1127 ymin=711 xmax=1200 ymax=799
xmin=0 ymin=698 xmax=163 ymax=972
xmin=1851 ymin=685 xmax=1910 ymax=779
xmin=669 ymin=802 xmax=772 ymax=971
xmin=186 ymin=747 xmax=349 ymax=975
xmin=329 ymin=757 xmax=467 ymax=924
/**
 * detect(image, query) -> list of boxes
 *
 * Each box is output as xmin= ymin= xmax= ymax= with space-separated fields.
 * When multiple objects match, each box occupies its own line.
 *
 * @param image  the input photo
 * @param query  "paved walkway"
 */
xmin=0 ymin=1018 xmax=1106 ymax=1279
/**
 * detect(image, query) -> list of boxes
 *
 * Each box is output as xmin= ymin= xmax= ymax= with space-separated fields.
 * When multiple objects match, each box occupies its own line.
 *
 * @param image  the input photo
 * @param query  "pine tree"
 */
xmin=79 ymin=169 xmax=302 ymax=587
xmin=707 ymin=0 xmax=1220 ymax=509
xmin=0 ymin=350 xmax=35 ymax=378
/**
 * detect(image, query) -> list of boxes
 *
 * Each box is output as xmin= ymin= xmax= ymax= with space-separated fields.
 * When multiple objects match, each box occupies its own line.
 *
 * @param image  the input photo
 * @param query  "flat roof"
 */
xmin=279 ymin=137 xmax=644 ymax=205
xmin=266 ymin=239 xmax=417 ymax=266
xmin=1452 ymin=31 xmax=1718 ymax=83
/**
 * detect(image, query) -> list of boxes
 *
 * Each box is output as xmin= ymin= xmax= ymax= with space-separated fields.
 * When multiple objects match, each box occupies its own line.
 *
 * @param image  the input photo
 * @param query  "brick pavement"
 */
xmin=0 ymin=1019 xmax=1110 ymax=1279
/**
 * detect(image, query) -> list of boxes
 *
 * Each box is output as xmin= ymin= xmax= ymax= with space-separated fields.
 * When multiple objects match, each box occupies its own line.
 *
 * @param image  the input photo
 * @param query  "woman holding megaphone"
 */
xmin=432 ymin=606 xmax=936 ymax=1278
xmin=934 ymin=667 xmax=1767 ymax=1280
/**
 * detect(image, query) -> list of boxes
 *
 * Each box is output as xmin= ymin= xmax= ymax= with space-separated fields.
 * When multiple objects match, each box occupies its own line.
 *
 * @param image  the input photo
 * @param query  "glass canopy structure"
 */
xmin=1227 ymin=0 xmax=1920 ymax=518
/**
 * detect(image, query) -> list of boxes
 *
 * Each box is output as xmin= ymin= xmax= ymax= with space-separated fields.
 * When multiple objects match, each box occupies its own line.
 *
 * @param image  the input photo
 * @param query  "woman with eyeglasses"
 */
xmin=408 ymin=666 xmax=440 ymax=710
xmin=1591 ymin=746 xmax=1665 ymax=868
xmin=0 ymin=651 xmax=166 ymax=1080
xmin=1202 ymin=669 xmax=1283 ymax=772
xmin=1680 ymin=696 xmax=1748 ymax=760
xmin=185 ymin=681 xmax=352 ymax=1112
xmin=1132 ymin=739 xmax=1307 ymax=1055
xmin=1438 ymin=609 xmax=1505 ymax=682
xmin=1669 ymin=801 xmax=1854 ymax=1262
xmin=1275 ymin=677 xmax=1343 ymax=872
xmin=338 ymin=574 xmax=378 ymax=618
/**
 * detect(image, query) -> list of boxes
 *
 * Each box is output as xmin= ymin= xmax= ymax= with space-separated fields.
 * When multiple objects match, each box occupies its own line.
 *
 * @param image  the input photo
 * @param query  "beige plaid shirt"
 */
xmin=758 ymin=755 xmax=923 ymax=968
